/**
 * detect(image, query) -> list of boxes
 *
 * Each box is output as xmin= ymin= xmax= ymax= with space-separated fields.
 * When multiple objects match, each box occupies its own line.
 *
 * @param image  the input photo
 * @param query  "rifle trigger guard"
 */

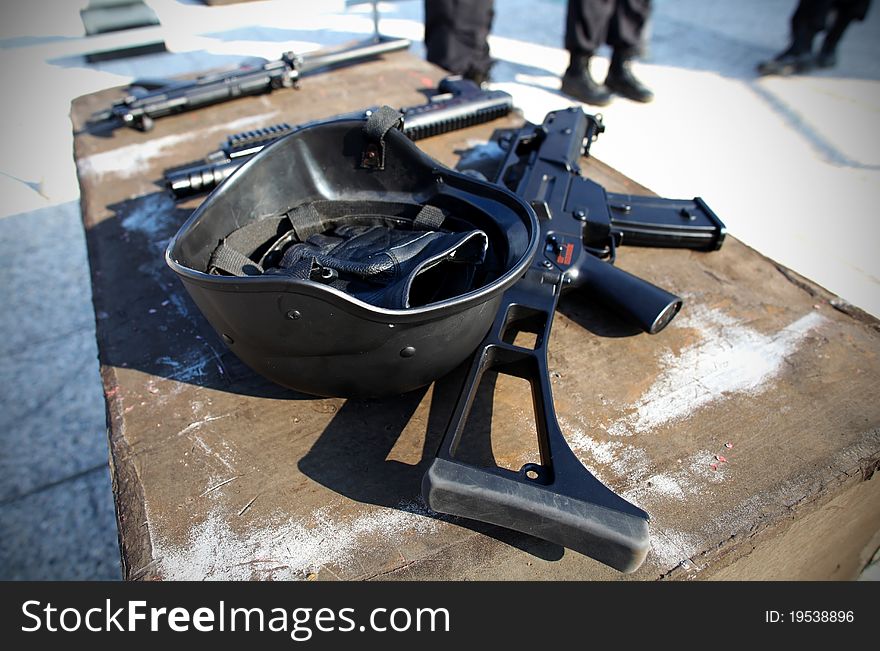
xmin=607 ymin=233 xmax=618 ymax=263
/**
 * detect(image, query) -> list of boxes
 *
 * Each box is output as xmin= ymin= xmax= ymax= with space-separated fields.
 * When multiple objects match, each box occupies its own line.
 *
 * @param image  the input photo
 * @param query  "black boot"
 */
xmin=757 ymin=25 xmax=817 ymax=76
xmin=605 ymin=54 xmax=654 ymax=103
xmin=561 ymin=54 xmax=612 ymax=106
xmin=815 ymin=49 xmax=837 ymax=68
xmin=756 ymin=47 xmax=816 ymax=76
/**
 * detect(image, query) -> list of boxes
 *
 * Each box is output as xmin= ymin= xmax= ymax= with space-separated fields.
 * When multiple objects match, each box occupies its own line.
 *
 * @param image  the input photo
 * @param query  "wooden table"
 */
xmin=71 ymin=51 xmax=880 ymax=581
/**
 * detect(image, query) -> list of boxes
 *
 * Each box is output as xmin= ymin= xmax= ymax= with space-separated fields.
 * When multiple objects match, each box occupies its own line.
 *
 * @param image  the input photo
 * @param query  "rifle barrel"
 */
xmin=298 ymin=36 xmax=410 ymax=73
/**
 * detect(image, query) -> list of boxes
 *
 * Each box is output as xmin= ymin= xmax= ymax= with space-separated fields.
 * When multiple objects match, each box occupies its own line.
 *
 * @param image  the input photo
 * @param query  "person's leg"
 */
xmin=424 ymin=0 xmax=458 ymax=72
xmin=561 ymin=0 xmax=615 ymax=105
xmin=604 ymin=0 xmax=653 ymax=102
xmin=817 ymin=0 xmax=872 ymax=67
xmin=790 ymin=0 xmax=835 ymax=52
xmin=424 ymin=0 xmax=495 ymax=84
xmin=564 ymin=0 xmax=615 ymax=54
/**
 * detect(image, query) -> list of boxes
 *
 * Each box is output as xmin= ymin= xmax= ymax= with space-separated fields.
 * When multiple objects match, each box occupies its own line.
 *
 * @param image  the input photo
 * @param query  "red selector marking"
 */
xmin=557 ymin=243 xmax=574 ymax=266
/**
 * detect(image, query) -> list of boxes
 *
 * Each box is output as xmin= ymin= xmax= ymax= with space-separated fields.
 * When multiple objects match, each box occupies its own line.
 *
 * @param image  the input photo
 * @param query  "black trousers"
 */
xmin=424 ymin=0 xmax=495 ymax=80
xmin=565 ymin=0 xmax=651 ymax=59
xmin=789 ymin=0 xmax=872 ymax=54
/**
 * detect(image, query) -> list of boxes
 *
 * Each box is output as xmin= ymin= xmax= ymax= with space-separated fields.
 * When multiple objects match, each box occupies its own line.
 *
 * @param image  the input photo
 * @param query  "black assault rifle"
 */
xmin=92 ymin=35 xmax=411 ymax=132
xmin=165 ymin=77 xmax=514 ymax=198
xmin=422 ymin=107 xmax=726 ymax=572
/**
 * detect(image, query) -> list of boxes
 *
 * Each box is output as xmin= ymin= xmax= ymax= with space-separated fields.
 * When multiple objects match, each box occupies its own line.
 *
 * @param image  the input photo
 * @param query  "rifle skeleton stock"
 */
xmin=165 ymin=77 xmax=514 ymax=198
xmin=422 ymin=107 xmax=726 ymax=572
xmin=92 ymin=35 xmax=411 ymax=132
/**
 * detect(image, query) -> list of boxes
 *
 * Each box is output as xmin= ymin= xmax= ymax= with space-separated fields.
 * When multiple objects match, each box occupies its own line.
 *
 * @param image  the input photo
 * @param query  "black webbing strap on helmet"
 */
xmin=209 ymin=201 xmax=447 ymax=278
xmin=207 ymin=203 xmax=329 ymax=277
xmin=208 ymin=216 xmax=290 ymax=276
xmin=360 ymin=106 xmax=404 ymax=170
xmin=204 ymin=199 xmax=489 ymax=308
xmin=210 ymin=242 xmax=264 ymax=276
xmin=412 ymin=203 xmax=445 ymax=230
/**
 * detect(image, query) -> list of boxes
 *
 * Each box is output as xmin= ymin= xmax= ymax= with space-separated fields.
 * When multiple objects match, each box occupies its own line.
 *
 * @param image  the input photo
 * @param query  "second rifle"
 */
xmin=92 ymin=35 xmax=412 ymax=132
xmin=165 ymin=77 xmax=514 ymax=198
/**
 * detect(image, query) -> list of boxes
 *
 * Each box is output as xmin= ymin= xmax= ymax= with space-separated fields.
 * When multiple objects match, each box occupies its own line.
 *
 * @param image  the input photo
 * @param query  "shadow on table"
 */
xmin=93 ymin=192 xmax=301 ymax=399
xmin=297 ymin=361 xmax=569 ymax=564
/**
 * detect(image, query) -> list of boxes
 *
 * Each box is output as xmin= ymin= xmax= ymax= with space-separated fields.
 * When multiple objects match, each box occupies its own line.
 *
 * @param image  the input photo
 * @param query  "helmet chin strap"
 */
xmin=360 ymin=106 xmax=404 ymax=170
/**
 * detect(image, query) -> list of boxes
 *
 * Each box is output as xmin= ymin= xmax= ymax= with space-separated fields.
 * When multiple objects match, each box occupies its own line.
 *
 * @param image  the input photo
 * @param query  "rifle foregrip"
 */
xmin=423 ymin=458 xmax=650 ymax=573
xmin=574 ymin=254 xmax=682 ymax=334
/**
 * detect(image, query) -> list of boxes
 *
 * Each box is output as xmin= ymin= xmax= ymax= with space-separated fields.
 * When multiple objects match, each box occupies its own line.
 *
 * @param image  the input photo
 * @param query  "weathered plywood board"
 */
xmin=71 ymin=51 xmax=880 ymax=581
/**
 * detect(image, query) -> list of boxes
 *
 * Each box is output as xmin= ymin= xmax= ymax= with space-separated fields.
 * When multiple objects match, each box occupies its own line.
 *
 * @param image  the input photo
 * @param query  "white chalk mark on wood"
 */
xmin=119 ymin=192 xmax=178 ymax=241
xmin=78 ymin=133 xmax=192 ymax=180
xmin=77 ymin=112 xmax=279 ymax=180
xmin=560 ymin=415 xmax=650 ymax=486
xmin=176 ymin=413 xmax=231 ymax=438
xmin=151 ymin=499 xmax=444 ymax=580
xmin=192 ymin=434 xmax=237 ymax=473
xmin=650 ymin=527 xmax=701 ymax=571
xmin=622 ymin=449 xmax=728 ymax=508
xmin=607 ymin=308 xmax=827 ymax=436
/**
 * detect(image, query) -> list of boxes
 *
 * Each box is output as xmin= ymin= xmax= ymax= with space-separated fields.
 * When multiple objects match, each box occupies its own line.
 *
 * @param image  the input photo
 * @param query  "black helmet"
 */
xmin=166 ymin=108 xmax=538 ymax=397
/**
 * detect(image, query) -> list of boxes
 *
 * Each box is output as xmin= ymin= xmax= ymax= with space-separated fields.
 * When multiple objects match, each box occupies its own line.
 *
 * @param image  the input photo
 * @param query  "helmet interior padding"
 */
xmin=206 ymin=199 xmax=493 ymax=310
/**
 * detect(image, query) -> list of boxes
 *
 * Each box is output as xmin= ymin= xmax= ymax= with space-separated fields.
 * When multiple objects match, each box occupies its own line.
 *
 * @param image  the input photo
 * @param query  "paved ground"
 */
xmin=0 ymin=0 xmax=877 ymax=579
